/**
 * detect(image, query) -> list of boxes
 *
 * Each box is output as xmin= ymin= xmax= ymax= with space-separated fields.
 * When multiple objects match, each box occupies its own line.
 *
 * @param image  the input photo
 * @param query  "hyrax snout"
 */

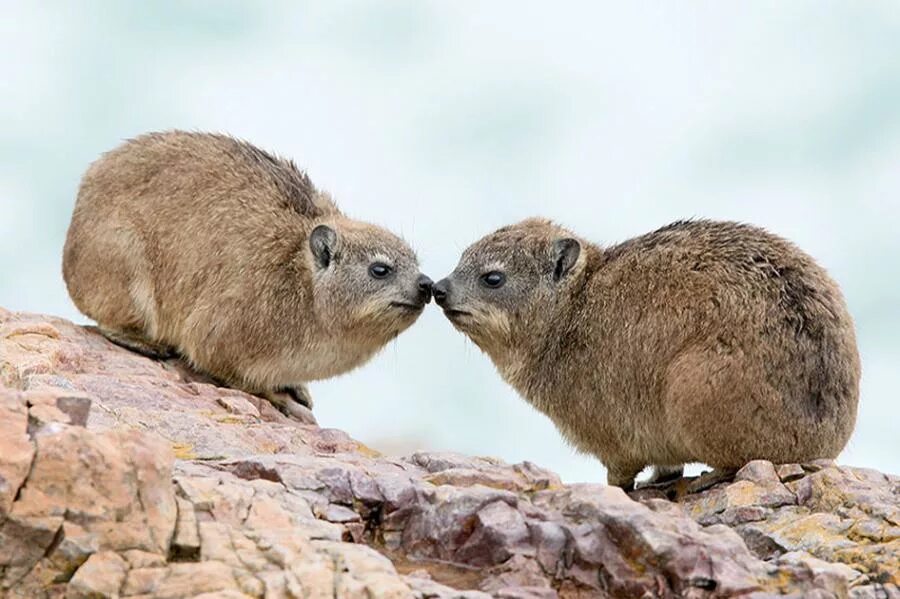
xmin=63 ymin=130 xmax=431 ymax=420
xmin=435 ymin=218 xmax=860 ymax=489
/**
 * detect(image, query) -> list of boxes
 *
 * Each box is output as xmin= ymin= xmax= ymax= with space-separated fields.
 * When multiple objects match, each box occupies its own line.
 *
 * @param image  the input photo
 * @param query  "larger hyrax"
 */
xmin=434 ymin=218 xmax=860 ymax=489
xmin=63 ymin=131 xmax=432 ymax=420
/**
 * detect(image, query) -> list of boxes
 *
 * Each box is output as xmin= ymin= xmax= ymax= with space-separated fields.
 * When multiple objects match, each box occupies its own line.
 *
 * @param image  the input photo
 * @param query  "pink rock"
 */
xmin=0 ymin=392 xmax=33 ymax=519
xmin=66 ymin=551 xmax=128 ymax=598
xmin=1 ymin=309 xmax=896 ymax=597
xmin=455 ymin=500 xmax=531 ymax=566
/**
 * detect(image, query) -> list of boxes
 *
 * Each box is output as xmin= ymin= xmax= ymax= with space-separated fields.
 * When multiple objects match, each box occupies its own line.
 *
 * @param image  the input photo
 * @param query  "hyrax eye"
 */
xmin=480 ymin=271 xmax=506 ymax=289
xmin=369 ymin=262 xmax=393 ymax=279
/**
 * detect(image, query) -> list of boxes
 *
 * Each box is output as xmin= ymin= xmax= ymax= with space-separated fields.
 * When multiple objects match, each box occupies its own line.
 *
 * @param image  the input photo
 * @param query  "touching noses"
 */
xmin=417 ymin=274 xmax=433 ymax=303
xmin=432 ymin=278 xmax=449 ymax=306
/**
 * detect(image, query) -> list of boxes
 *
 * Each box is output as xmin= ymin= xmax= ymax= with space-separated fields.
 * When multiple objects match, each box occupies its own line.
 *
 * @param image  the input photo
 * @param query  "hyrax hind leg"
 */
xmin=283 ymin=384 xmax=313 ymax=409
xmin=265 ymin=384 xmax=317 ymax=425
xmin=606 ymin=463 xmax=643 ymax=491
xmin=643 ymin=464 xmax=685 ymax=487
xmin=100 ymin=326 xmax=177 ymax=360
xmin=67 ymin=222 xmax=169 ymax=359
xmin=665 ymin=347 xmax=801 ymax=478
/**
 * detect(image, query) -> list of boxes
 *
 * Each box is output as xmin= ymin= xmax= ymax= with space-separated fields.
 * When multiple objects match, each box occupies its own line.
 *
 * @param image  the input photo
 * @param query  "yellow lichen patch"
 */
xmin=2 ymin=322 xmax=61 ymax=340
xmin=681 ymin=479 xmax=761 ymax=519
xmin=764 ymin=512 xmax=855 ymax=555
xmin=425 ymin=470 xmax=519 ymax=492
xmin=424 ymin=468 xmax=561 ymax=494
xmin=0 ymin=362 xmax=21 ymax=387
xmin=171 ymin=443 xmax=197 ymax=460
xmin=832 ymin=540 xmax=900 ymax=585
xmin=532 ymin=481 xmax=564 ymax=493
xmin=354 ymin=442 xmax=383 ymax=458
xmin=760 ymin=568 xmax=803 ymax=594
xmin=513 ymin=474 xmax=562 ymax=493
xmin=213 ymin=415 xmax=246 ymax=425
xmin=256 ymin=442 xmax=280 ymax=454
xmin=685 ymin=490 xmax=729 ymax=520
xmin=847 ymin=519 xmax=890 ymax=544
xmin=724 ymin=480 xmax=766 ymax=505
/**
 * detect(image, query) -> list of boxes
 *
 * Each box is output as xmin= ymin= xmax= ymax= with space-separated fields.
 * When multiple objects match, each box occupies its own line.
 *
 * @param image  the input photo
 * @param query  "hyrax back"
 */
xmin=63 ymin=131 xmax=432 ymax=418
xmin=434 ymin=219 xmax=860 ymax=489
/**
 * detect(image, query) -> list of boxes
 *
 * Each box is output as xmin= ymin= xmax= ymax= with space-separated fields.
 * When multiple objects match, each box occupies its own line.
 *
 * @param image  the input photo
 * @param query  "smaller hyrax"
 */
xmin=63 ymin=131 xmax=432 ymax=420
xmin=434 ymin=219 xmax=860 ymax=489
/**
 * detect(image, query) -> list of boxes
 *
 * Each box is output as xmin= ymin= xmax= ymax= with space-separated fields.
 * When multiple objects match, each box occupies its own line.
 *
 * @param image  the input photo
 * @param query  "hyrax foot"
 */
xmin=282 ymin=384 xmax=313 ymax=409
xmin=100 ymin=327 xmax=177 ymax=360
xmin=636 ymin=464 xmax=685 ymax=490
xmin=607 ymin=464 xmax=642 ymax=491
xmin=265 ymin=385 xmax=316 ymax=425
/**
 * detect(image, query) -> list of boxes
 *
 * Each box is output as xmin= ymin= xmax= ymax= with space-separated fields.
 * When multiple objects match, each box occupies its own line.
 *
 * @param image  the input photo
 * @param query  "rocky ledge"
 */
xmin=0 ymin=308 xmax=897 ymax=598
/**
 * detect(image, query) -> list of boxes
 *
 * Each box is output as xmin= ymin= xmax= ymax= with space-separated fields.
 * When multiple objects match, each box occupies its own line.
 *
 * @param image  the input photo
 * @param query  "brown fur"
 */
xmin=63 ymin=131 xmax=430 ymax=416
xmin=435 ymin=218 xmax=860 ymax=489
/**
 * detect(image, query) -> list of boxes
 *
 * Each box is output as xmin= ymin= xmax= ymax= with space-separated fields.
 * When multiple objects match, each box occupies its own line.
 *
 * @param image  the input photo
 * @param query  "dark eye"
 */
xmin=369 ymin=262 xmax=393 ymax=279
xmin=480 ymin=271 xmax=506 ymax=289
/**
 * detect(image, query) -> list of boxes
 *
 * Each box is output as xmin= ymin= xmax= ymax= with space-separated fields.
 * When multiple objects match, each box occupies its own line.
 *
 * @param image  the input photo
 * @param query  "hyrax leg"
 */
xmin=665 ymin=348 xmax=807 ymax=470
xmin=639 ymin=464 xmax=685 ymax=488
xmin=633 ymin=464 xmax=685 ymax=495
xmin=283 ymin=384 xmax=313 ymax=409
xmin=100 ymin=327 xmax=177 ymax=360
xmin=606 ymin=464 xmax=643 ymax=491
xmin=265 ymin=385 xmax=316 ymax=425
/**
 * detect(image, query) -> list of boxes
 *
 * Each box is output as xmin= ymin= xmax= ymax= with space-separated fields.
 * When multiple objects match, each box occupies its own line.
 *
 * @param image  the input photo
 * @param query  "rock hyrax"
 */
xmin=63 ymin=131 xmax=432 ymax=420
xmin=434 ymin=218 xmax=860 ymax=489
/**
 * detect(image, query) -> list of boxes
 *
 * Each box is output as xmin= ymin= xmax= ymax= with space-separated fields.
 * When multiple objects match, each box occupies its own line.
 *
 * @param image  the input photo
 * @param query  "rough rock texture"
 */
xmin=1 ymin=308 xmax=898 ymax=598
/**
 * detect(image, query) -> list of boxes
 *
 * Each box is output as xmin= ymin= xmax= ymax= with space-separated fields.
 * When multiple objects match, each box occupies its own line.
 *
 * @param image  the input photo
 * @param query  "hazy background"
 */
xmin=2 ymin=1 xmax=898 ymax=482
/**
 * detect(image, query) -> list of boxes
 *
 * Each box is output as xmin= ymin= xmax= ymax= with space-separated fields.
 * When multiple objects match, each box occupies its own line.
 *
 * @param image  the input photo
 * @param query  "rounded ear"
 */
xmin=552 ymin=238 xmax=581 ymax=281
xmin=310 ymin=224 xmax=339 ymax=268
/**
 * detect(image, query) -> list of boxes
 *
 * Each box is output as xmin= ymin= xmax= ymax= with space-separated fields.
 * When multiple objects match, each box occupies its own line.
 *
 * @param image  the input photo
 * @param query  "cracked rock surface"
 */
xmin=1 ymin=308 xmax=898 ymax=598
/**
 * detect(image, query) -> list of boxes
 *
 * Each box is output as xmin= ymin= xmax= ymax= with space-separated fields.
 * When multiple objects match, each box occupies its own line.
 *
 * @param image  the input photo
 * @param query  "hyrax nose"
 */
xmin=433 ymin=278 xmax=449 ymax=306
xmin=417 ymin=274 xmax=433 ymax=303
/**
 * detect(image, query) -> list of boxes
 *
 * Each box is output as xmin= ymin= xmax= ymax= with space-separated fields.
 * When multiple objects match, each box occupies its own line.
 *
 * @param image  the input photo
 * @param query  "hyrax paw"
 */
xmin=266 ymin=387 xmax=317 ymax=425
xmin=282 ymin=385 xmax=313 ymax=409
xmin=606 ymin=465 xmax=641 ymax=491
xmin=99 ymin=327 xmax=177 ymax=360
xmin=279 ymin=400 xmax=317 ymax=425
xmin=637 ymin=464 xmax=685 ymax=489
